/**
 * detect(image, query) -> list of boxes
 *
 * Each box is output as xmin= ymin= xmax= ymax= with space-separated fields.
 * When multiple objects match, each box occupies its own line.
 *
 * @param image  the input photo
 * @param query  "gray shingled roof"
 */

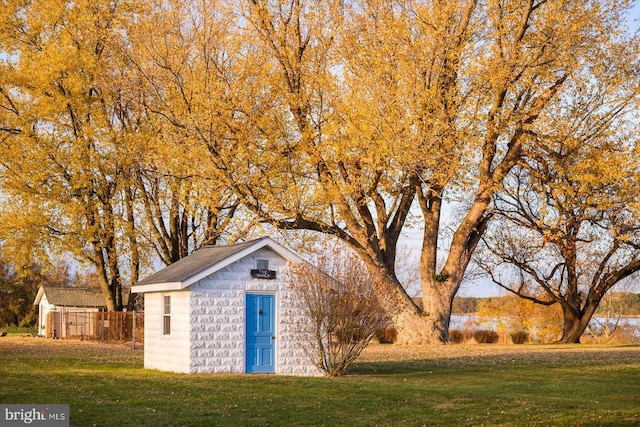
xmin=40 ymin=286 xmax=107 ymax=307
xmin=135 ymin=238 xmax=268 ymax=287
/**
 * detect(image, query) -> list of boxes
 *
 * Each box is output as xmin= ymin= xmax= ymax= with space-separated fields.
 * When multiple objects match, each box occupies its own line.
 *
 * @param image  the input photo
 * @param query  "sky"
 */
xmin=630 ymin=1 xmax=640 ymax=28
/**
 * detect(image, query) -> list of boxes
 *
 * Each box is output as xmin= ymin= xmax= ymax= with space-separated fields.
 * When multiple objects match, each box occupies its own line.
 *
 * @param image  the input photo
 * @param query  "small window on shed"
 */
xmin=163 ymin=295 xmax=171 ymax=335
xmin=256 ymin=259 xmax=269 ymax=270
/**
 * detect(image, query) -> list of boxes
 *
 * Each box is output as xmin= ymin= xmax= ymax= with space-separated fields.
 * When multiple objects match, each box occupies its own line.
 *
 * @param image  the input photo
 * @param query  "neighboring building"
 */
xmin=131 ymin=237 xmax=321 ymax=376
xmin=34 ymin=286 xmax=107 ymax=338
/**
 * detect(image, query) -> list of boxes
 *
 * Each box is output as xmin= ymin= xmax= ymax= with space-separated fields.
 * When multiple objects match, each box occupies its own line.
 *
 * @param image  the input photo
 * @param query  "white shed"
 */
xmin=131 ymin=237 xmax=321 ymax=376
xmin=34 ymin=286 xmax=107 ymax=338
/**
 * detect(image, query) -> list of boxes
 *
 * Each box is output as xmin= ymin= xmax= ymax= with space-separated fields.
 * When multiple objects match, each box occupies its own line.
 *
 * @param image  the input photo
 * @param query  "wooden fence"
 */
xmin=45 ymin=311 xmax=144 ymax=344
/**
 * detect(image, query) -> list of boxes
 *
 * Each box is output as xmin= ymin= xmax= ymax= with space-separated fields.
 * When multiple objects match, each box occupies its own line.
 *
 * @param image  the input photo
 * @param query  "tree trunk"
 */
xmin=417 ymin=181 xmax=493 ymax=343
xmin=557 ymin=307 xmax=589 ymax=343
xmin=94 ymin=246 xmax=117 ymax=312
xmin=123 ymin=179 xmax=140 ymax=286
xmin=366 ymin=266 xmax=437 ymax=344
xmin=393 ymin=310 xmax=439 ymax=345
xmin=557 ymin=298 xmax=600 ymax=344
xmin=94 ymin=252 xmax=124 ymax=312
xmin=422 ymin=277 xmax=457 ymax=342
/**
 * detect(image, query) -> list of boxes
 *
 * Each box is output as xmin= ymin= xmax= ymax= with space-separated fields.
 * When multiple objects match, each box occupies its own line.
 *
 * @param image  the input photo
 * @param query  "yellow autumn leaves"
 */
xmin=0 ymin=0 xmax=638 ymax=342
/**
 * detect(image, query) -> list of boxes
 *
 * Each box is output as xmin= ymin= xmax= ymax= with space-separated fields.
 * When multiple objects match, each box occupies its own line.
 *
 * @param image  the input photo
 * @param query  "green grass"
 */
xmin=1 ymin=338 xmax=639 ymax=426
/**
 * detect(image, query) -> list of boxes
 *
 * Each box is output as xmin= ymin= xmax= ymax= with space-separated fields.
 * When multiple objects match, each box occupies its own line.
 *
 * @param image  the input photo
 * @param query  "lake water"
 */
xmin=450 ymin=314 xmax=640 ymax=334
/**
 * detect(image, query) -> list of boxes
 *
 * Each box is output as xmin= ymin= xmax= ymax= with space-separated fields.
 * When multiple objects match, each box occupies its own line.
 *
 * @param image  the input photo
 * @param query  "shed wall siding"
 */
xmin=143 ymin=291 xmax=191 ymax=373
xmin=277 ymin=288 xmax=320 ymax=376
xmin=38 ymin=295 xmax=50 ymax=337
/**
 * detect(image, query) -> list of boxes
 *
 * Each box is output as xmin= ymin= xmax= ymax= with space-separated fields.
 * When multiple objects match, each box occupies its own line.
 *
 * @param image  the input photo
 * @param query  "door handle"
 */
xmin=271 ymin=336 xmax=276 ymax=339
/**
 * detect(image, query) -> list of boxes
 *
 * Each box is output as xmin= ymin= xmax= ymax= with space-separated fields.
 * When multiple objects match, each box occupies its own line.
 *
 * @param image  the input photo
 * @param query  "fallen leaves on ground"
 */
xmin=0 ymin=335 xmax=142 ymax=365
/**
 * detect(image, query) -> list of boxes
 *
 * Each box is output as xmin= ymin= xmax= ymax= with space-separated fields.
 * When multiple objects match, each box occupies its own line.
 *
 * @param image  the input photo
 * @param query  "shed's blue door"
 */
xmin=246 ymin=294 xmax=275 ymax=373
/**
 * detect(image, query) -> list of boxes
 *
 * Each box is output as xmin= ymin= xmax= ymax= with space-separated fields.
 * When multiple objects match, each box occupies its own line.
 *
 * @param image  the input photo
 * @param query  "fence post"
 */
xmin=132 ymin=310 xmax=136 ymax=350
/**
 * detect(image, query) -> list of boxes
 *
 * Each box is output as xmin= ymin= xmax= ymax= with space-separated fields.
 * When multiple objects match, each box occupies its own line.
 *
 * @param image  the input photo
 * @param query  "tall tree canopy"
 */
xmin=411 ymin=0 xmax=640 ymax=341
xmin=0 ymin=0 xmax=242 ymax=311
xmin=0 ymin=0 xmax=144 ymax=310
xmin=149 ymin=0 xmax=637 ymax=342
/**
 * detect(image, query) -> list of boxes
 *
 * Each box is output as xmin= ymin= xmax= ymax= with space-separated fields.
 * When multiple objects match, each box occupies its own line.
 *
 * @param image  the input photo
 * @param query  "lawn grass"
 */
xmin=1 ymin=337 xmax=639 ymax=426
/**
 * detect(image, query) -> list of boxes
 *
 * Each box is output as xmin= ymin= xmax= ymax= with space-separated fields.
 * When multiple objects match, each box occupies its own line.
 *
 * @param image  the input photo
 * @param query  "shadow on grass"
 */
xmin=351 ymin=344 xmax=640 ymax=376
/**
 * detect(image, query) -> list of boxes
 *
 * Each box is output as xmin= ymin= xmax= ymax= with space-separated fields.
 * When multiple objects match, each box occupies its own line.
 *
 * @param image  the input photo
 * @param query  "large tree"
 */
xmin=0 ymin=0 xmax=147 ymax=310
xmin=4 ymin=0 xmax=632 ymax=338
xmin=477 ymin=93 xmax=640 ymax=343
xmin=0 ymin=0 xmax=242 ymax=310
xmin=128 ymin=0 xmax=640 ymax=342
xmin=406 ymin=0 xmax=640 ymax=341
xmin=236 ymin=0 xmax=640 ymax=342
